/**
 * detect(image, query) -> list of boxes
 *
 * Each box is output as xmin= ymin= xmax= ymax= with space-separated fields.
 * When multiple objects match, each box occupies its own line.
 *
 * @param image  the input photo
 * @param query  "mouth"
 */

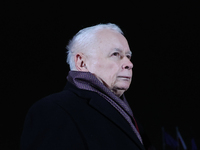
xmin=118 ymin=76 xmax=131 ymax=81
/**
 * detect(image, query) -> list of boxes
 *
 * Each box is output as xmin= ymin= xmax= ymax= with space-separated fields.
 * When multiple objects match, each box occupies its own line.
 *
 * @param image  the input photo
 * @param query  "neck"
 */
xmin=94 ymin=75 xmax=124 ymax=97
xmin=111 ymin=88 xmax=125 ymax=97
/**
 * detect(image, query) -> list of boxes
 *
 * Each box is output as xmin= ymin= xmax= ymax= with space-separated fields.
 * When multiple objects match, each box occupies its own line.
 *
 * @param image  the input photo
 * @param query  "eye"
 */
xmin=112 ymin=52 xmax=120 ymax=57
xmin=126 ymin=54 xmax=132 ymax=60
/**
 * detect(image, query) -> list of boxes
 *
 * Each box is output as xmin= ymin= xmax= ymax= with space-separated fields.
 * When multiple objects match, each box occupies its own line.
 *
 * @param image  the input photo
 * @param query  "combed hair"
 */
xmin=66 ymin=23 xmax=123 ymax=70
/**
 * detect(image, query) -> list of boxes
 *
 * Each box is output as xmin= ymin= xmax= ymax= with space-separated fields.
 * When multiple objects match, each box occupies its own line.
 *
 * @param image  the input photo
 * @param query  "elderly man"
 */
xmin=21 ymin=23 xmax=151 ymax=150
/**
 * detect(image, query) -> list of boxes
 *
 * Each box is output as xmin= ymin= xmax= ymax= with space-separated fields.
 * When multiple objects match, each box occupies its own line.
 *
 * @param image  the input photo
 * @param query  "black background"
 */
xmin=2 ymin=1 xmax=200 ymax=149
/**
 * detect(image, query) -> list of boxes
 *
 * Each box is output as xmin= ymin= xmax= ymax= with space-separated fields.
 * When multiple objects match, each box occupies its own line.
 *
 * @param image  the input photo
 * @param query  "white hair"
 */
xmin=66 ymin=23 xmax=123 ymax=70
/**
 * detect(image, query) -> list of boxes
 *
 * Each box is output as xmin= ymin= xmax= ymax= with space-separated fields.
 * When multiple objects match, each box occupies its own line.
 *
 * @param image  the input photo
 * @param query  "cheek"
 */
xmin=103 ymin=63 xmax=120 ymax=82
xmin=87 ymin=58 xmax=120 ymax=85
xmin=86 ymin=58 xmax=100 ymax=72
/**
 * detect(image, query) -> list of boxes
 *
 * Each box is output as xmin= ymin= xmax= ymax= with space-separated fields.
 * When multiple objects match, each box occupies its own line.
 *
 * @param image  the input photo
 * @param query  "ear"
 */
xmin=74 ymin=53 xmax=88 ymax=71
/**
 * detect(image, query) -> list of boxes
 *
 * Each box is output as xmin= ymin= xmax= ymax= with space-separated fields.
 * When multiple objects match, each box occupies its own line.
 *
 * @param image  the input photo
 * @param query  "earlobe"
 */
xmin=74 ymin=53 xmax=88 ymax=71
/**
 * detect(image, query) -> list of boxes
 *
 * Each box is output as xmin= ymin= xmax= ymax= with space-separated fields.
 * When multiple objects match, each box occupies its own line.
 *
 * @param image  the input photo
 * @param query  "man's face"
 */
xmin=85 ymin=29 xmax=133 ymax=97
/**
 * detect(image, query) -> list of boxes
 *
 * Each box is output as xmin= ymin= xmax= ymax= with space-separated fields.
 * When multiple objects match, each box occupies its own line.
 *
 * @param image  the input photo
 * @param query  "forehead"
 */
xmin=94 ymin=29 xmax=131 ymax=53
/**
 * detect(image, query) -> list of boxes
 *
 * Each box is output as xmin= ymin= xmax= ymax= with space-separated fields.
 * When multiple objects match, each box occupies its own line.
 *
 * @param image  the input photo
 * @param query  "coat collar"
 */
xmin=89 ymin=94 xmax=145 ymax=150
xmin=64 ymin=82 xmax=145 ymax=150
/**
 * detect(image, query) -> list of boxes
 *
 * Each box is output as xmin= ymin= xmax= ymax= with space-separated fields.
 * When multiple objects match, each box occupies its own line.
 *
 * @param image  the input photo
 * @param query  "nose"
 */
xmin=122 ymin=58 xmax=133 ymax=70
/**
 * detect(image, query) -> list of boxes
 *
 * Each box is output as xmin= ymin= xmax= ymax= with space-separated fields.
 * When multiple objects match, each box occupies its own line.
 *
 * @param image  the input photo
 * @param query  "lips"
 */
xmin=118 ymin=76 xmax=131 ymax=80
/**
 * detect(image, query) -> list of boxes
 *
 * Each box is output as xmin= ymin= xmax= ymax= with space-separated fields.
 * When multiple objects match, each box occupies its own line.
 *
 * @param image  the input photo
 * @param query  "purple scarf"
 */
xmin=67 ymin=71 xmax=143 ymax=144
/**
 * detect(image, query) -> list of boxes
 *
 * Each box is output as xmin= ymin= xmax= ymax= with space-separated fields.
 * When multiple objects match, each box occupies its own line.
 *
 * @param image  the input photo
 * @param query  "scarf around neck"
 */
xmin=67 ymin=71 xmax=143 ymax=144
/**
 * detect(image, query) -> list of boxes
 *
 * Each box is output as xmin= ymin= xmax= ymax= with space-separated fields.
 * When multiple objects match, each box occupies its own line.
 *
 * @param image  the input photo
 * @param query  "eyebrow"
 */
xmin=114 ymin=48 xmax=132 ymax=56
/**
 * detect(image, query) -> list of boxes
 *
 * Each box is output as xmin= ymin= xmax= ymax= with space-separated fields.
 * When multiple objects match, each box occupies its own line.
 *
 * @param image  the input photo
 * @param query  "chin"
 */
xmin=116 ymin=83 xmax=130 ymax=91
xmin=112 ymin=84 xmax=130 ymax=97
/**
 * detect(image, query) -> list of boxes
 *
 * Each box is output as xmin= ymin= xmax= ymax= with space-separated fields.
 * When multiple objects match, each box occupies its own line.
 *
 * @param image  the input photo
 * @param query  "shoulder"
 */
xmin=21 ymin=83 xmax=89 ymax=149
xmin=27 ymin=82 xmax=94 ymax=117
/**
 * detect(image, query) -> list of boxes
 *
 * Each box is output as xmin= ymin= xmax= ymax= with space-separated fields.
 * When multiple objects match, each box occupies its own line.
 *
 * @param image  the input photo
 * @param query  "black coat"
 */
xmin=21 ymin=82 xmax=148 ymax=150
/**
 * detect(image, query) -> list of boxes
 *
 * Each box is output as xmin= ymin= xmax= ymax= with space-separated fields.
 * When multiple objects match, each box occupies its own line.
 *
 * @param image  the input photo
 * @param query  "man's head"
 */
xmin=66 ymin=23 xmax=133 ymax=97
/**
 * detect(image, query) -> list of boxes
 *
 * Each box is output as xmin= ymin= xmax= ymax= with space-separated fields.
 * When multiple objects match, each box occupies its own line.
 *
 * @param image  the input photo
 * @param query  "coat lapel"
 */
xmin=65 ymin=82 xmax=145 ymax=150
xmin=89 ymin=93 xmax=145 ymax=150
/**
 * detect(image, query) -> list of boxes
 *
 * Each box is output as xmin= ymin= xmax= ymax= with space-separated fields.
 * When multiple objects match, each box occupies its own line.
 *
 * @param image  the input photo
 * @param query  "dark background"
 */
xmin=2 ymin=1 xmax=200 ymax=149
